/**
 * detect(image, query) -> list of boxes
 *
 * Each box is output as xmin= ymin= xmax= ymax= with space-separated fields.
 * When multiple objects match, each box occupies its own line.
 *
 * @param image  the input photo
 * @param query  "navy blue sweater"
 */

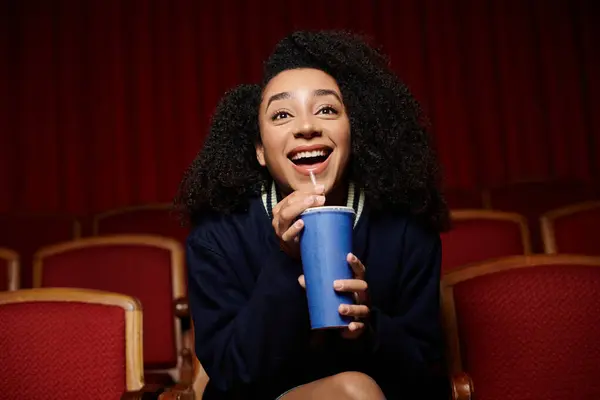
xmin=187 ymin=186 xmax=446 ymax=399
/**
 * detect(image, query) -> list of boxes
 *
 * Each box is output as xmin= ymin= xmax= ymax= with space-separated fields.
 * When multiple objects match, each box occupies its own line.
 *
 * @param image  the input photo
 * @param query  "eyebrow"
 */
xmin=266 ymin=89 xmax=343 ymax=109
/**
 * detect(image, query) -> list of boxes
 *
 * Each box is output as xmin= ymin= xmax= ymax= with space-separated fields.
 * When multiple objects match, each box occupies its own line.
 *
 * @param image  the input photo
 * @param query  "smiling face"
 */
xmin=256 ymin=68 xmax=351 ymax=196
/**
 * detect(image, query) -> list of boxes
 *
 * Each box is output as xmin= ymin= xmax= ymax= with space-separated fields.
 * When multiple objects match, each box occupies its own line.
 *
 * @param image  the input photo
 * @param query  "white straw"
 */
xmin=309 ymin=170 xmax=318 ymax=187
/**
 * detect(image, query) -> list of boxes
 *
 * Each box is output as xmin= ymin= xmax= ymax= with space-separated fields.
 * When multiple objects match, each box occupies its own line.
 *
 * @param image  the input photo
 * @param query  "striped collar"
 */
xmin=261 ymin=181 xmax=365 ymax=228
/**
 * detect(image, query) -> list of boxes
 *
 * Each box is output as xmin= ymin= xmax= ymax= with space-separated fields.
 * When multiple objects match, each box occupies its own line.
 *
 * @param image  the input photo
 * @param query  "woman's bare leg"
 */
xmin=280 ymin=371 xmax=385 ymax=400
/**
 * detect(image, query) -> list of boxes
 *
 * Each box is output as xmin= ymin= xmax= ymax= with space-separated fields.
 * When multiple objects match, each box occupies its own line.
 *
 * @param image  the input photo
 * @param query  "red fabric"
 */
xmin=441 ymin=219 xmax=526 ymax=272
xmin=453 ymin=264 xmax=600 ymax=400
xmin=96 ymin=207 xmax=190 ymax=245
xmin=144 ymin=371 xmax=176 ymax=387
xmin=0 ymin=301 xmax=126 ymax=400
xmin=487 ymin=181 xmax=599 ymax=251
xmin=0 ymin=0 xmax=599 ymax=215
xmin=0 ymin=215 xmax=79 ymax=288
xmin=488 ymin=181 xmax=599 ymax=211
xmin=551 ymin=205 xmax=600 ymax=255
xmin=0 ymin=256 xmax=8 ymax=290
xmin=40 ymin=244 xmax=177 ymax=368
xmin=443 ymin=188 xmax=484 ymax=209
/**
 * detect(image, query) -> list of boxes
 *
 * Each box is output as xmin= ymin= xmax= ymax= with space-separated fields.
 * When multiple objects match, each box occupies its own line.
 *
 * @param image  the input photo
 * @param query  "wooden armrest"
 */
xmin=159 ymin=383 xmax=195 ymax=400
xmin=121 ymin=384 xmax=166 ymax=400
xmin=450 ymin=372 xmax=474 ymax=400
xmin=179 ymin=347 xmax=195 ymax=386
xmin=174 ymin=297 xmax=189 ymax=319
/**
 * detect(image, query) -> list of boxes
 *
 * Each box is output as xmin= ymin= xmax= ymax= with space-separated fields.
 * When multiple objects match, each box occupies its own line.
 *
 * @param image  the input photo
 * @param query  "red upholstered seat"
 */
xmin=92 ymin=204 xmax=194 ymax=355
xmin=484 ymin=180 xmax=598 ymax=251
xmin=33 ymin=235 xmax=191 ymax=382
xmin=0 ymin=247 xmax=19 ymax=291
xmin=541 ymin=201 xmax=600 ymax=255
xmin=441 ymin=210 xmax=531 ymax=273
xmin=442 ymin=255 xmax=600 ymax=400
xmin=0 ymin=288 xmax=144 ymax=400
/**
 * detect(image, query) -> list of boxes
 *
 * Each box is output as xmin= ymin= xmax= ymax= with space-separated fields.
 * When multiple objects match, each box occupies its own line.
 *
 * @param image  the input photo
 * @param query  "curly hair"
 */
xmin=174 ymin=30 xmax=450 ymax=231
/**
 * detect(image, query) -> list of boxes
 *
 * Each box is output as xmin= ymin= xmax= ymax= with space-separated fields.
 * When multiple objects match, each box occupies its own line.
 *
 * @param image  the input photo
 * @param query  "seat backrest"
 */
xmin=0 ymin=288 xmax=143 ymax=400
xmin=442 ymin=255 xmax=600 ymax=400
xmin=0 ymin=214 xmax=80 ymax=288
xmin=33 ymin=235 xmax=186 ymax=370
xmin=541 ymin=201 xmax=600 ymax=255
xmin=484 ymin=180 xmax=598 ymax=251
xmin=93 ymin=204 xmax=189 ymax=245
xmin=441 ymin=210 xmax=531 ymax=273
xmin=0 ymin=247 xmax=19 ymax=291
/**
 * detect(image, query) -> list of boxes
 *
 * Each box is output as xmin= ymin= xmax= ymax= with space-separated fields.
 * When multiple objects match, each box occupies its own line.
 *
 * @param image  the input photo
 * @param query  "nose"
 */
xmin=293 ymin=118 xmax=322 ymax=139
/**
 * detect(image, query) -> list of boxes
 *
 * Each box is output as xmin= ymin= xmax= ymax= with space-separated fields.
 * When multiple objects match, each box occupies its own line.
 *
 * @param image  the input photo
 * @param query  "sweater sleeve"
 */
xmin=366 ymin=220 xmax=444 ymax=376
xmin=186 ymin=233 xmax=310 ymax=393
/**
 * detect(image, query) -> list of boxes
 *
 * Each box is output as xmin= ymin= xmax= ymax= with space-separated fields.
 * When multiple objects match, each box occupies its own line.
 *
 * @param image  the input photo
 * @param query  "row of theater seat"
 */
xmin=442 ymin=201 xmax=600 ymax=272
xmin=0 ymin=235 xmax=195 ymax=388
xmin=439 ymin=181 xmax=600 ymax=398
xmin=5 ymin=201 xmax=600 ymax=290
xmin=2 ymin=199 xmax=599 ymax=291
xmin=440 ymin=253 xmax=600 ymax=400
xmin=1 ymin=200 xmax=598 ymax=396
xmin=0 ymin=287 xmax=194 ymax=399
xmin=1 ymin=180 xmax=599 ymax=399
xmin=0 ymin=203 xmax=188 ymax=288
xmin=4 ymin=254 xmax=600 ymax=400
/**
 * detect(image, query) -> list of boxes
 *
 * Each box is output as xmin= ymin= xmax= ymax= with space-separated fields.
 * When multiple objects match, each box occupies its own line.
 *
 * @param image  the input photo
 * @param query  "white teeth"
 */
xmin=291 ymin=150 xmax=328 ymax=161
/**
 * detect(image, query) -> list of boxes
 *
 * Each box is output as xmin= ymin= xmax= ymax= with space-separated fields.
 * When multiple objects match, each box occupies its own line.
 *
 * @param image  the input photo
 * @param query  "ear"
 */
xmin=255 ymin=143 xmax=266 ymax=167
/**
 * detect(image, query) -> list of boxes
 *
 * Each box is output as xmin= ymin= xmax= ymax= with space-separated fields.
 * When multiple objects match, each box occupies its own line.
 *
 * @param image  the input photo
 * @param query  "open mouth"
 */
xmin=288 ymin=147 xmax=333 ymax=167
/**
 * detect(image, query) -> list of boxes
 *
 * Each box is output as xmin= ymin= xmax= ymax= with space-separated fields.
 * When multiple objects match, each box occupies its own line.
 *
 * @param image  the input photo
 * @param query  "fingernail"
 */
xmin=351 ymin=254 xmax=357 ymax=262
xmin=294 ymin=220 xmax=303 ymax=228
xmin=334 ymin=281 xmax=343 ymax=290
xmin=316 ymin=196 xmax=326 ymax=205
xmin=304 ymin=196 xmax=314 ymax=205
xmin=340 ymin=305 xmax=349 ymax=314
xmin=315 ymin=184 xmax=325 ymax=193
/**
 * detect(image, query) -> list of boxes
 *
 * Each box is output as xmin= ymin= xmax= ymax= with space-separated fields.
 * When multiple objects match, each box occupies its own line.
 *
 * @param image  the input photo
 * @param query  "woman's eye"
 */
xmin=272 ymin=111 xmax=290 ymax=121
xmin=317 ymin=106 xmax=338 ymax=115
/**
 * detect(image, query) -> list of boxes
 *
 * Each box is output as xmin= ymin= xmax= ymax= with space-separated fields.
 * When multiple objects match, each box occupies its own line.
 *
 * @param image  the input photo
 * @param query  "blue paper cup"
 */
xmin=299 ymin=206 xmax=355 ymax=329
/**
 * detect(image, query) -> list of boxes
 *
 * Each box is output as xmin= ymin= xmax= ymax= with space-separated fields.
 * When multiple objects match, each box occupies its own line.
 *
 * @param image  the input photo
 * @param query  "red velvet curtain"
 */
xmin=1 ymin=0 xmax=598 ymax=214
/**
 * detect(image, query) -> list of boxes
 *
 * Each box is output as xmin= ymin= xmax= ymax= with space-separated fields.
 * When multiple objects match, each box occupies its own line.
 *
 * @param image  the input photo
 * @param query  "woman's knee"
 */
xmin=331 ymin=371 xmax=385 ymax=400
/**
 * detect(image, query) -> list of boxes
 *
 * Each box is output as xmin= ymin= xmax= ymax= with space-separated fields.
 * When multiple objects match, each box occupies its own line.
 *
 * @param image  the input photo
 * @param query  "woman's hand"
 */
xmin=298 ymin=253 xmax=370 ymax=339
xmin=336 ymin=253 xmax=370 ymax=339
xmin=272 ymin=184 xmax=325 ymax=259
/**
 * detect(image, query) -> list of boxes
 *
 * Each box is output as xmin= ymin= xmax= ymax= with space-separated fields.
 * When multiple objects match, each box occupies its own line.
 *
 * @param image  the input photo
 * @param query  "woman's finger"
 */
xmin=272 ymin=194 xmax=300 ymax=229
xmin=347 ymin=253 xmax=366 ymax=279
xmin=278 ymin=195 xmax=325 ymax=227
xmin=347 ymin=321 xmax=365 ymax=332
xmin=340 ymin=321 xmax=365 ymax=339
xmin=281 ymin=219 xmax=304 ymax=242
xmin=273 ymin=185 xmax=325 ymax=217
xmin=273 ymin=187 xmax=325 ymax=235
xmin=339 ymin=304 xmax=370 ymax=318
xmin=333 ymin=279 xmax=368 ymax=293
xmin=298 ymin=275 xmax=306 ymax=288
xmin=273 ymin=195 xmax=314 ymax=235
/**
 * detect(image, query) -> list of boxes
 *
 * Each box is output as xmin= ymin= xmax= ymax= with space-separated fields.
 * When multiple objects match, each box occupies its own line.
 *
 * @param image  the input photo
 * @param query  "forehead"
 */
xmin=262 ymin=68 xmax=341 ymax=96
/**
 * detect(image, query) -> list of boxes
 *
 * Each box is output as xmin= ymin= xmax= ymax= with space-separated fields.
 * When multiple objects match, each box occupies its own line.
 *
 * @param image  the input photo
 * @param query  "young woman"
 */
xmin=175 ymin=30 xmax=450 ymax=400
